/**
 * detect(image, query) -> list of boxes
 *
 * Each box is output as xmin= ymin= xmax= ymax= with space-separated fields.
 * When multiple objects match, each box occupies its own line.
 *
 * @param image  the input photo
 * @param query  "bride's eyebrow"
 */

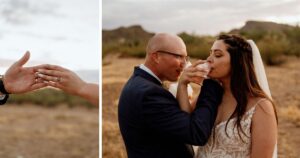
xmin=211 ymin=49 xmax=223 ymax=53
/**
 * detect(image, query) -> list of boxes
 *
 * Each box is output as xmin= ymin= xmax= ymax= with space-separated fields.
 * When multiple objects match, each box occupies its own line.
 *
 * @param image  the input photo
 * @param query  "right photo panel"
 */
xmin=102 ymin=0 xmax=300 ymax=158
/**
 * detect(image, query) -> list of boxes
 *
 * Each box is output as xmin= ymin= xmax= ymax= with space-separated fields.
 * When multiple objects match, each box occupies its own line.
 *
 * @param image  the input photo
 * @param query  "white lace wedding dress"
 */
xmin=195 ymin=99 xmax=277 ymax=158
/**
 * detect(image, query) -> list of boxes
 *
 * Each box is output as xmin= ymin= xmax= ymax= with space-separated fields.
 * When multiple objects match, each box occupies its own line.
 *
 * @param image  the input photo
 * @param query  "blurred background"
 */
xmin=0 ymin=0 xmax=99 ymax=157
xmin=102 ymin=0 xmax=300 ymax=157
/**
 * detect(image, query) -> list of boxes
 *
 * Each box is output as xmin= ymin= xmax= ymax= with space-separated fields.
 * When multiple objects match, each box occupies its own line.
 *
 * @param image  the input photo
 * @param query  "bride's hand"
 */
xmin=35 ymin=64 xmax=99 ymax=106
xmin=179 ymin=60 xmax=208 ymax=85
xmin=35 ymin=64 xmax=86 ymax=96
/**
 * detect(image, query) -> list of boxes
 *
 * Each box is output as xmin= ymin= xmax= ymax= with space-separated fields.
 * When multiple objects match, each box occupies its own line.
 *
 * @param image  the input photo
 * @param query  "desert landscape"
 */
xmin=102 ymin=56 xmax=300 ymax=158
xmin=0 ymin=104 xmax=99 ymax=158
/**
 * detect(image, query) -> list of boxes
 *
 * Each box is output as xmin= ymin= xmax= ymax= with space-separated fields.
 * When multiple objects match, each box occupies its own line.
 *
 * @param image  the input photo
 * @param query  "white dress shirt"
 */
xmin=139 ymin=64 xmax=162 ymax=84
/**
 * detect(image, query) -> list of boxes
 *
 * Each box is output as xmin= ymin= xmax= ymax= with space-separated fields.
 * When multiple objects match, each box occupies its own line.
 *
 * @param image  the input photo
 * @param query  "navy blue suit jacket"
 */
xmin=118 ymin=67 xmax=223 ymax=158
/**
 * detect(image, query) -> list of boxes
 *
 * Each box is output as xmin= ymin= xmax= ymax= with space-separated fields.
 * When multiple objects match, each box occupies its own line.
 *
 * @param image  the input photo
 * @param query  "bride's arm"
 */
xmin=251 ymin=99 xmax=277 ymax=158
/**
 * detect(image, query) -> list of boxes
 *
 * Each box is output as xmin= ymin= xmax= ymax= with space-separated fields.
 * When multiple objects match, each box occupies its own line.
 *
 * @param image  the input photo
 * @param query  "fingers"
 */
xmin=36 ymin=73 xmax=63 ymax=83
xmin=45 ymin=81 xmax=64 ymax=90
xmin=35 ymin=77 xmax=45 ymax=83
xmin=38 ymin=78 xmax=64 ymax=89
xmin=30 ymin=82 xmax=47 ymax=91
xmin=181 ymin=69 xmax=206 ymax=85
xmin=184 ymin=65 xmax=208 ymax=75
xmin=191 ymin=60 xmax=206 ymax=68
xmin=36 ymin=69 xmax=65 ymax=78
xmin=15 ymin=51 xmax=30 ymax=67
xmin=186 ymin=71 xmax=207 ymax=78
xmin=35 ymin=64 xmax=68 ymax=71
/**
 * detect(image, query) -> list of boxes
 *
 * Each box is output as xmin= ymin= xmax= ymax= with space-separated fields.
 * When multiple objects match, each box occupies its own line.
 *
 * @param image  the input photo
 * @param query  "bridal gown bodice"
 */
xmin=196 ymin=99 xmax=277 ymax=158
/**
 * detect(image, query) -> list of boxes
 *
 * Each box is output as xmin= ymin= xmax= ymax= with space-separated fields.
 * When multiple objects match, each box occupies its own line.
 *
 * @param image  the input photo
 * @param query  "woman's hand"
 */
xmin=36 ymin=64 xmax=99 ymax=106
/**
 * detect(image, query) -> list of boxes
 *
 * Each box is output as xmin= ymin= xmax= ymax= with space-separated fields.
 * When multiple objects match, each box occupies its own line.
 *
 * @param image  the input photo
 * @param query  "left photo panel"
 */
xmin=0 ymin=0 xmax=99 ymax=157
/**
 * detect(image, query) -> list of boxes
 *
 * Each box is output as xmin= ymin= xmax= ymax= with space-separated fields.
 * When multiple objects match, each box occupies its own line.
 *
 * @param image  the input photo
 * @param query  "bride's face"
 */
xmin=207 ymin=40 xmax=231 ymax=79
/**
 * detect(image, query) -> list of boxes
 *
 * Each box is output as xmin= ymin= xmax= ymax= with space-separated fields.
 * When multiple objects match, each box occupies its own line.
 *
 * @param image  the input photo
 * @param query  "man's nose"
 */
xmin=179 ymin=57 xmax=186 ymax=65
xmin=180 ymin=60 xmax=186 ymax=68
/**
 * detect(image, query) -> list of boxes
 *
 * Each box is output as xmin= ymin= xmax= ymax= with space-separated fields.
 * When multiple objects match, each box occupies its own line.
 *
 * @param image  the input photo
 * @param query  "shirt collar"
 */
xmin=139 ymin=64 xmax=162 ymax=83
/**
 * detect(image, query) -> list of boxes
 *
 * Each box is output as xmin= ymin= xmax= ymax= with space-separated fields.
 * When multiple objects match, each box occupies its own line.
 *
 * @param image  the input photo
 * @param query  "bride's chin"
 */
xmin=207 ymin=73 xmax=214 ymax=78
xmin=207 ymin=74 xmax=219 ymax=80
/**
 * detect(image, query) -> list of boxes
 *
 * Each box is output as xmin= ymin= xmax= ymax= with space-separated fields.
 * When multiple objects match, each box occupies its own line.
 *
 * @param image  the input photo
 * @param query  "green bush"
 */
xmin=283 ymin=26 xmax=300 ymax=57
xmin=257 ymin=32 xmax=290 ymax=65
xmin=103 ymin=40 xmax=147 ymax=58
xmin=103 ymin=30 xmax=300 ymax=66
xmin=6 ymin=88 xmax=94 ymax=108
xmin=178 ymin=32 xmax=214 ymax=59
xmin=240 ymin=30 xmax=267 ymax=41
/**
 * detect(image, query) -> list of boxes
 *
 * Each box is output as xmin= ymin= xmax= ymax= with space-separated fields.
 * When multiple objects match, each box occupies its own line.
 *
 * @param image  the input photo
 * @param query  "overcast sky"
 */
xmin=0 ymin=0 xmax=99 ymax=73
xmin=103 ymin=0 xmax=300 ymax=35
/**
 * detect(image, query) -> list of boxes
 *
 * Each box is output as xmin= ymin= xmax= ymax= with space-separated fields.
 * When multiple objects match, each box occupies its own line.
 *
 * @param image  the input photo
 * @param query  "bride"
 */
xmin=176 ymin=34 xmax=278 ymax=157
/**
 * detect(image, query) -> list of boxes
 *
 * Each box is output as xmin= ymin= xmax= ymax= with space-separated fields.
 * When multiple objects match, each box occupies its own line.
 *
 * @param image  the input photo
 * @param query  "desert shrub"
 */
xmin=257 ymin=32 xmax=290 ymax=65
xmin=7 ymin=88 xmax=94 ymax=108
xmin=240 ymin=30 xmax=267 ymax=41
xmin=120 ymin=43 xmax=146 ymax=58
xmin=103 ymin=40 xmax=146 ymax=58
xmin=283 ymin=26 xmax=300 ymax=57
xmin=103 ymin=30 xmax=299 ymax=64
xmin=179 ymin=32 xmax=214 ymax=59
xmin=102 ymin=43 xmax=121 ymax=57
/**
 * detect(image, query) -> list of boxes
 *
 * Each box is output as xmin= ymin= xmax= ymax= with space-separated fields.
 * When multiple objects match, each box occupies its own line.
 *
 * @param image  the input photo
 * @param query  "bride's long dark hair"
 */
xmin=217 ymin=34 xmax=278 ymax=141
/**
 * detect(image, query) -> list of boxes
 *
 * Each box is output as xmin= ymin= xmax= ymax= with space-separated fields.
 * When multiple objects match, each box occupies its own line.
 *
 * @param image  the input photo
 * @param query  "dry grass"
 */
xmin=280 ymin=106 xmax=300 ymax=127
xmin=102 ymin=121 xmax=127 ymax=158
xmin=102 ymin=56 xmax=300 ymax=158
xmin=0 ymin=104 xmax=99 ymax=158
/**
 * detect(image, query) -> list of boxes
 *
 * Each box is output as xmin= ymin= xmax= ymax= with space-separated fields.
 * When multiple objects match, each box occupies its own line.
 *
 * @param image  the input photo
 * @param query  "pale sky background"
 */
xmin=103 ymin=0 xmax=300 ymax=35
xmin=0 ymin=0 xmax=99 ymax=74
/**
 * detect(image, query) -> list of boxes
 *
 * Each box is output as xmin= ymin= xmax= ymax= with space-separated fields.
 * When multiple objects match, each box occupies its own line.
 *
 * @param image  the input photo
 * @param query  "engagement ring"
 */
xmin=56 ymin=77 xmax=61 ymax=82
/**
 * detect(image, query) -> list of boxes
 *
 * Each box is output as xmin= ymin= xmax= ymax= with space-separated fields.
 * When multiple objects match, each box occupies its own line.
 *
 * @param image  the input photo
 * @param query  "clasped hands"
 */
xmin=178 ymin=60 xmax=210 ymax=86
xmin=3 ymin=51 xmax=86 ymax=95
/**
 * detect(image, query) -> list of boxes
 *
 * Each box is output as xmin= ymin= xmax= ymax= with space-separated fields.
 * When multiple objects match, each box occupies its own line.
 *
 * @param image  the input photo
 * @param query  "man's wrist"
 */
xmin=0 ymin=75 xmax=10 ymax=94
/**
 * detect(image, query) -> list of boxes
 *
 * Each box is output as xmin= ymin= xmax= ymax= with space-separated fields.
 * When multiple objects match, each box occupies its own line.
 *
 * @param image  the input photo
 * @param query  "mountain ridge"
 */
xmin=103 ymin=20 xmax=297 ymax=41
xmin=229 ymin=20 xmax=295 ymax=34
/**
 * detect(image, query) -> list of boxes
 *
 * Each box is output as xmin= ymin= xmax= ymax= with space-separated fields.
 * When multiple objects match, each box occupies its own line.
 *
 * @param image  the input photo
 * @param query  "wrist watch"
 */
xmin=0 ymin=75 xmax=9 ymax=94
xmin=0 ymin=75 xmax=9 ymax=105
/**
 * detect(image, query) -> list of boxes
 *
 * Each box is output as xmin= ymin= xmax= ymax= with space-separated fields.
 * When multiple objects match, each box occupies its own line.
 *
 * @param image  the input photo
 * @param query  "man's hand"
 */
xmin=3 ymin=51 xmax=47 ymax=94
xmin=179 ymin=60 xmax=207 ymax=85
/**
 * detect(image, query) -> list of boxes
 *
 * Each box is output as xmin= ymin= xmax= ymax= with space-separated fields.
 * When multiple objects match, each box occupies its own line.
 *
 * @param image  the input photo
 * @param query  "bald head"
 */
xmin=146 ymin=33 xmax=186 ymax=56
xmin=143 ymin=33 xmax=187 ymax=82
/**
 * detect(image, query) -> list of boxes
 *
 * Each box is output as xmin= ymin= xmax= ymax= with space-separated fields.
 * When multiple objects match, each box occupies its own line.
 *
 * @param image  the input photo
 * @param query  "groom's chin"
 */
xmin=169 ymin=77 xmax=179 ymax=82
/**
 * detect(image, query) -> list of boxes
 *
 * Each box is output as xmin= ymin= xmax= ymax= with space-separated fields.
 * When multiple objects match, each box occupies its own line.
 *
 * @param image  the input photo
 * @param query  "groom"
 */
xmin=118 ymin=33 xmax=223 ymax=158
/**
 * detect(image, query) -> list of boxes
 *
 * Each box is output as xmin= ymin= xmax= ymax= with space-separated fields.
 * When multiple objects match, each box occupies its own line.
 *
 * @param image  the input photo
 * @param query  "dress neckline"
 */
xmin=214 ymin=98 xmax=266 ymax=128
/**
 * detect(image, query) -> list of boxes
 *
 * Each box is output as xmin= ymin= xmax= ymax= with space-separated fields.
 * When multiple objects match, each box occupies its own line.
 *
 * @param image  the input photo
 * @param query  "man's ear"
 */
xmin=150 ymin=52 xmax=160 ymax=64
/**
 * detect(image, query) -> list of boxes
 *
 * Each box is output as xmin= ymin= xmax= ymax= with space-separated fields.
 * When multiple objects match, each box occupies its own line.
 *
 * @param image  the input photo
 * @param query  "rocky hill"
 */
xmin=103 ymin=25 xmax=154 ymax=44
xmin=229 ymin=20 xmax=294 ymax=34
xmin=102 ymin=21 xmax=300 ymax=63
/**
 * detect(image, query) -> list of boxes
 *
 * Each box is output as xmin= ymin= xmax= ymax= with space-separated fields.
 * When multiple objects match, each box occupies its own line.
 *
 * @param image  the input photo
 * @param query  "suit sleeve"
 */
xmin=142 ymin=79 xmax=223 ymax=145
